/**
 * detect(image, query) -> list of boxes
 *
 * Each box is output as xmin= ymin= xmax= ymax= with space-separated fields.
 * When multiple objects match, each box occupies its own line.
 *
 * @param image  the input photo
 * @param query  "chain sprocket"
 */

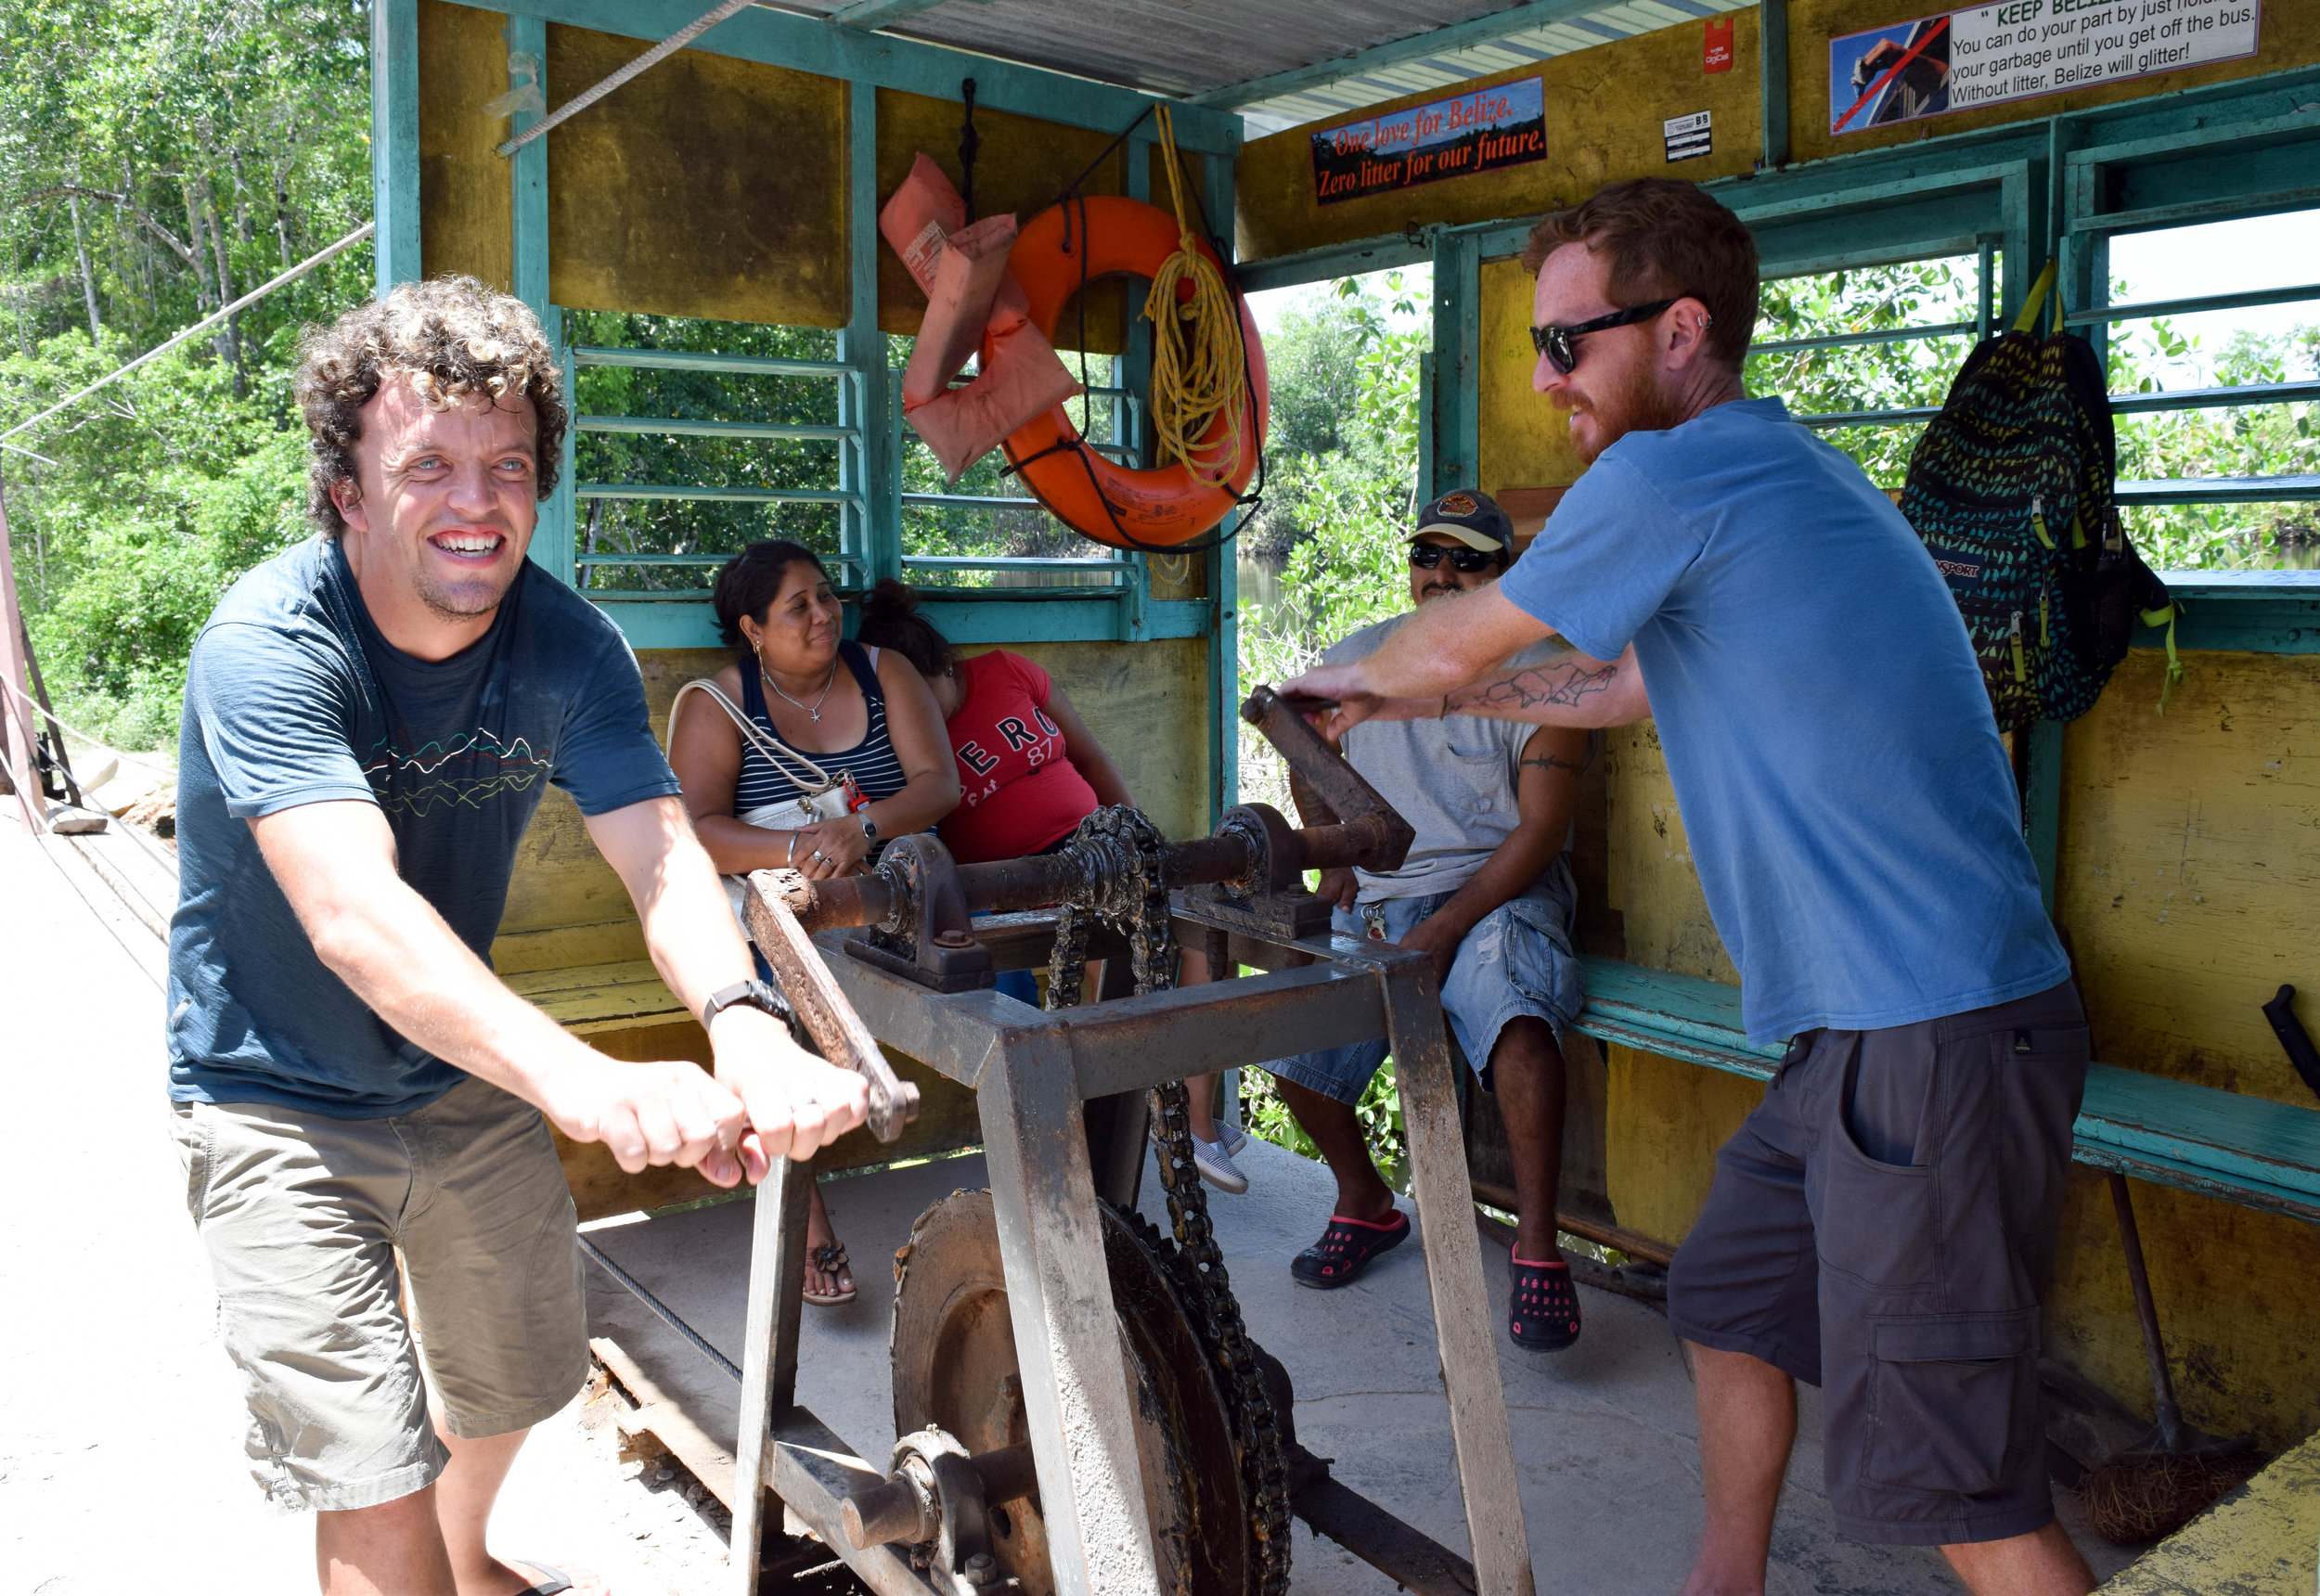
xmin=1043 ymin=805 xmax=1293 ymax=1596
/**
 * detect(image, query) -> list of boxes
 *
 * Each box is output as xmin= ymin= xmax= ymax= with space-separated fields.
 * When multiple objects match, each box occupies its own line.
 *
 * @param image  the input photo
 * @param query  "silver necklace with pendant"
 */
xmin=764 ymin=656 xmax=840 ymax=722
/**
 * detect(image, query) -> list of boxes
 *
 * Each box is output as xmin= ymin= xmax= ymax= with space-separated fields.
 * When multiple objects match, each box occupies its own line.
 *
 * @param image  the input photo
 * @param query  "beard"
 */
xmin=411 ymin=551 xmax=521 ymax=622
xmin=1558 ymin=360 xmax=1691 ymax=464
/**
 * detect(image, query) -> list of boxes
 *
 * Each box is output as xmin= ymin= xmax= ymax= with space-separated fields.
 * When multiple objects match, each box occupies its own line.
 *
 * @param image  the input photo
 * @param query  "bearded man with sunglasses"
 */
xmin=1261 ymin=490 xmax=1593 ymax=1353
xmin=1284 ymin=179 xmax=2094 ymax=1596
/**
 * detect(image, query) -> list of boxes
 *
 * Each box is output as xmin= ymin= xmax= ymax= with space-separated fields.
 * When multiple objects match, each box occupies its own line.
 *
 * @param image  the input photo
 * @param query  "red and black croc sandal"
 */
xmin=1509 ymin=1254 xmax=1582 ymax=1350
xmin=1291 ymin=1209 xmax=1411 ymax=1289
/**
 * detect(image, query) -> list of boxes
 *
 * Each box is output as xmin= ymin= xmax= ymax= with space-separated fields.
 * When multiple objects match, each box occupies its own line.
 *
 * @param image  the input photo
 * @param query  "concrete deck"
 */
xmin=587 ymin=1132 xmax=2139 ymax=1593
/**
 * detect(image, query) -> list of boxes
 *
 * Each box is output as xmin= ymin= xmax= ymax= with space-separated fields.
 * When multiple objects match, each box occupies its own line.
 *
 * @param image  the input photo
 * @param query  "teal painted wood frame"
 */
xmin=1427 ymin=226 xmax=1480 ymax=503
xmin=372 ymin=0 xmax=422 ymax=292
xmin=844 ymin=77 xmax=898 ymax=588
xmin=1205 ymin=143 xmax=1243 ymax=828
xmin=507 ymin=12 xmax=578 ymax=586
xmin=455 ymin=0 xmax=1239 ymax=153
xmin=1758 ymin=0 xmax=1789 ymax=171
xmin=1576 ymin=955 xmax=2320 ymax=1225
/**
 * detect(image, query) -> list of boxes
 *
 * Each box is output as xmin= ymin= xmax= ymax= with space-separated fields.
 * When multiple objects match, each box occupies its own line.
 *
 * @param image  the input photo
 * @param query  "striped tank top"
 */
xmin=734 ymin=640 xmax=910 ymax=811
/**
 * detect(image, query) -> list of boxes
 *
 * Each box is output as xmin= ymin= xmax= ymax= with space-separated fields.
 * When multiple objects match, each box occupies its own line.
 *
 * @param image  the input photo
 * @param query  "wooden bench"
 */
xmin=1574 ymin=957 xmax=2320 ymax=1227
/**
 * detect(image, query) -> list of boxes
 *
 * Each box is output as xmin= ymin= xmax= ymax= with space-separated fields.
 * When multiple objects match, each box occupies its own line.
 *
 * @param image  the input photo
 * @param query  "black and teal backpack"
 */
xmin=1901 ymin=263 xmax=2179 ymax=731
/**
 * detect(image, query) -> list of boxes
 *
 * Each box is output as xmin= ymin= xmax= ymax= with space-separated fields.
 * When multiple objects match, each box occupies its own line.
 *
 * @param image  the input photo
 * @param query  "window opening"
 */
xmin=565 ymin=312 xmax=853 ymax=595
xmin=1747 ymin=248 xmax=1990 ymax=491
xmin=2074 ymin=210 xmax=2320 ymax=572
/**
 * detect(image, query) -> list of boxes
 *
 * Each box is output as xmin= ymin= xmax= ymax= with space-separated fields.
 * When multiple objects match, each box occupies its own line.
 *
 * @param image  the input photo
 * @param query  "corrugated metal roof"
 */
xmin=764 ymin=0 xmax=1757 ymax=134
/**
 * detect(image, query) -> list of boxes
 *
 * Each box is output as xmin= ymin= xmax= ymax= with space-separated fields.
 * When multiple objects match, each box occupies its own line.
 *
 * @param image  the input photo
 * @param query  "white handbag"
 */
xmin=667 ymin=679 xmax=856 ymax=924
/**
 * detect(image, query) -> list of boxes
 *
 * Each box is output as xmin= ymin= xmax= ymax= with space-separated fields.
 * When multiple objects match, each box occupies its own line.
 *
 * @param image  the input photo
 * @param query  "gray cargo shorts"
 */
xmin=171 ymin=1075 xmax=588 ymax=1512
xmin=1666 ymin=980 xmax=2089 ymax=1548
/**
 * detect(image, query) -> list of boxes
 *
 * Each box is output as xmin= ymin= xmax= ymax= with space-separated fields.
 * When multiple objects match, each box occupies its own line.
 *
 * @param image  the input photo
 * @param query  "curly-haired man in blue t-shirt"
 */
xmin=168 ymin=277 xmax=865 ymax=1595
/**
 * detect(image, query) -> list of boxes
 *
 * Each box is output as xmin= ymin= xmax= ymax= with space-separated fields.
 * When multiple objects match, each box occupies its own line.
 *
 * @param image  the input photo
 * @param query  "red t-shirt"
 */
xmin=938 ymin=650 xmax=1101 ymax=864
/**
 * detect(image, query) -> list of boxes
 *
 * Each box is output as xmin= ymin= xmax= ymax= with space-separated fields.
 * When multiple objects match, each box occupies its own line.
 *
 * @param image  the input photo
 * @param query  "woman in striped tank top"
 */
xmin=670 ymin=541 xmax=960 ymax=1306
xmin=671 ymin=541 xmax=959 ymax=882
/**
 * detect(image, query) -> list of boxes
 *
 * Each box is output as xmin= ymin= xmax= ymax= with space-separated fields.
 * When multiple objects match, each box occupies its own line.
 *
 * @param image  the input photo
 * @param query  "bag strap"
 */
xmin=667 ymin=679 xmax=836 ymax=792
xmin=2014 ymin=261 xmax=2060 ymax=338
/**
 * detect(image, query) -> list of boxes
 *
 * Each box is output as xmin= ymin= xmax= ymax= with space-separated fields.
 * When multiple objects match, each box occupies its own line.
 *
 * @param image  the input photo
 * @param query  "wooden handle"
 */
xmin=742 ymin=869 xmax=921 ymax=1143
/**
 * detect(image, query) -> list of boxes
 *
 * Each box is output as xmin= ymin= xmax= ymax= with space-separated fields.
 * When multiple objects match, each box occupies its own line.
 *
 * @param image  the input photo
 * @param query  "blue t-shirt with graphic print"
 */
xmin=1498 ymin=395 xmax=2066 ymax=1045
xmin=167 ymin=534 xmax=682 ymax=1117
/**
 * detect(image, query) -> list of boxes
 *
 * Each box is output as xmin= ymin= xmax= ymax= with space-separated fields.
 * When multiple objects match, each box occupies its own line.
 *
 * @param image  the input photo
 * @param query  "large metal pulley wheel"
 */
xmin=890 ymin=1191 xmax=1259 ymax=1596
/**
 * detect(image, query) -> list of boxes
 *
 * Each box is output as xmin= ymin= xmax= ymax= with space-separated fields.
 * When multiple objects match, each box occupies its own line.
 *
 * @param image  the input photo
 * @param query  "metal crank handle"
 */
xmin=742 ymin=869 xmax=921 ymax=1143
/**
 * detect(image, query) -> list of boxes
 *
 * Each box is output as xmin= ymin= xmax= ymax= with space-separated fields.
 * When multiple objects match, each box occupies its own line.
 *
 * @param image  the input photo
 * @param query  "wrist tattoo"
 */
xmin=1520 ymin=754 xmax=1586 ymax=774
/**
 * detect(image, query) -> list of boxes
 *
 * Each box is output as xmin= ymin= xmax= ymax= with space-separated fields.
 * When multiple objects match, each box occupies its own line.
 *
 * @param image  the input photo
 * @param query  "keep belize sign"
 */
xmin=1310 ymin=78 xmax=1549 ymax=205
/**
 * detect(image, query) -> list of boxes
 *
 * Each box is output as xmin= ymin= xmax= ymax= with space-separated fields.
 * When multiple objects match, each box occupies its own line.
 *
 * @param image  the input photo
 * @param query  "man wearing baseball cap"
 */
xmin=1257 ymin=489 xmax=1595 ymax=1350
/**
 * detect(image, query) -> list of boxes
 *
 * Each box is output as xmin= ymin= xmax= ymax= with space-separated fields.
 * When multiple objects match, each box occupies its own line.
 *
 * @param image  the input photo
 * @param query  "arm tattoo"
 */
xmin=1520 ymin=754 xmax=1585 ymax=775
xmin=1448 ymin=659 xmax=1618 ymax=714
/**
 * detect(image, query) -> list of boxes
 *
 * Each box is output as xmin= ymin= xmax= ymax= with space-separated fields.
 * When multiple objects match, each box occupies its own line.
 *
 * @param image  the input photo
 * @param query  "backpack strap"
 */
xmin=2014 ymin=261 xmax=2060 ymax=338
xmin=667 ymin=679 xmax=837 ymax=793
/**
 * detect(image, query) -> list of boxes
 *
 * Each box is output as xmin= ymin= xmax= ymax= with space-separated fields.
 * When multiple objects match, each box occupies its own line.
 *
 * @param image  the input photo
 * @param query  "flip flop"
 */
xmin=1509 ymin=1254 xmax=1582 ymax=1350
xmin=805 ymin=1241 xmax=857 ymax=1306
xmin=513 ymin=1562 xmax=574 ymax=1596
xmin=1290 ymin=1210 xmax=1411 ymax=1289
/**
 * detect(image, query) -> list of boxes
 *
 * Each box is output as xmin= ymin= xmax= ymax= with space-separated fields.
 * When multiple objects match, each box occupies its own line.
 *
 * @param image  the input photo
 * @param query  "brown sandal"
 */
xmin=804 ymin=1241 xmax=857 ymax=1306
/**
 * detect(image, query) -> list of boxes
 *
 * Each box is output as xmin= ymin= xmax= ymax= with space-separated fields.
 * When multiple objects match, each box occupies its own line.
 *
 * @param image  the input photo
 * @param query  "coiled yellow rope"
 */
xmin=1144 ymin=105 xmax=1248 ymax=484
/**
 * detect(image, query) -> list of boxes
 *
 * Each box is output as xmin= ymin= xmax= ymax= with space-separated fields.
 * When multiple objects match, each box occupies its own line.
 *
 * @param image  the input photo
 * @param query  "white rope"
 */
xmin=0 ymin=221 xmax=376 ymax=444
xmin=0 ymin=672 xmax=175 ymax=779
xmin=496 ymin=0 xmax=756 ymax=158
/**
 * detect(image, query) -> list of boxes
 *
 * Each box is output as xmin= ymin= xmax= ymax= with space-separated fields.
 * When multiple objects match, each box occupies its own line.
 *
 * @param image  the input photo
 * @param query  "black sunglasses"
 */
xmin=1410 ymin=544 xmax=1498 ymax=573
xmin=1529 ymin=298 xmax=1681 ymax=374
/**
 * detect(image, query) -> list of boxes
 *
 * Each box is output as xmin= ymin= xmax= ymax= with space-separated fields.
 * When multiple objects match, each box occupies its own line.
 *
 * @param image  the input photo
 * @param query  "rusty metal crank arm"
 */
xmin=742 ymin=869 xmax=921 ymax=1143
xmin=1243 ymin=686 xmax=1415 ymax=872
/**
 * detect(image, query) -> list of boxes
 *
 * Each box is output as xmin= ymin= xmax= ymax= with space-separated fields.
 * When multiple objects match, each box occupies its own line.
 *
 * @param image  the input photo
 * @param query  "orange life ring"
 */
xmin=989 ymin=196 xmax=1270 ymax=550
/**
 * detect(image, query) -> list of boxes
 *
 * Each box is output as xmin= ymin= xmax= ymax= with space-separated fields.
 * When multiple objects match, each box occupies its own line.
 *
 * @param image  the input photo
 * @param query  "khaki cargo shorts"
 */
xmin=171 ymin=1075 xmax=588 ymax=1512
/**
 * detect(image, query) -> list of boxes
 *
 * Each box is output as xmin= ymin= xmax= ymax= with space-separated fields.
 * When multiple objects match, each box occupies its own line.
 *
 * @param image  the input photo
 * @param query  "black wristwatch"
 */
xmin=701 ymin=978 xmax=793 ymax=1032
xmin=859 ymin=813 xmax=879 ymax=843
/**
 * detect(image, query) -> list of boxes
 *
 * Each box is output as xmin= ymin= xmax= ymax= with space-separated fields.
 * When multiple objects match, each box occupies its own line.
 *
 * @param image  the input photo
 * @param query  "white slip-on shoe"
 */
xmin=1192 ymin=1136 xmax=1251 ymax=1194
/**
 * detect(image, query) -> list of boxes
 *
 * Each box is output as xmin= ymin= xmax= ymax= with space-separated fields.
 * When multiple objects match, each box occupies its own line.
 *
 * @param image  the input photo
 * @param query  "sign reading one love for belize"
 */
xmin=1310 ymin=78 xmax=1548 ymax=205
xmin=1830 ymin=0 xmax=2261 ymax=135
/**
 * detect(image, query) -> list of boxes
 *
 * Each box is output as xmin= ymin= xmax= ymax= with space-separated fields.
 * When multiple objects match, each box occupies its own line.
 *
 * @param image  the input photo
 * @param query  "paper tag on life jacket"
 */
xmin=1703 ymin=17 xmax=1734 ymax=72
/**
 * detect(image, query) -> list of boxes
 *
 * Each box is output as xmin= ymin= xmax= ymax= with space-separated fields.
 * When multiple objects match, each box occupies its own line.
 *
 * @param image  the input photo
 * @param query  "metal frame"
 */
xmin=720 ymin=913 xmax=1535 ymax=1596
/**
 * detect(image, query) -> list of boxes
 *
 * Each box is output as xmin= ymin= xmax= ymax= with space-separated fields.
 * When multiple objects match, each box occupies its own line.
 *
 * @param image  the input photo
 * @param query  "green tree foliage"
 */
xmin=1 ymin=0 xmax=372 ymax=746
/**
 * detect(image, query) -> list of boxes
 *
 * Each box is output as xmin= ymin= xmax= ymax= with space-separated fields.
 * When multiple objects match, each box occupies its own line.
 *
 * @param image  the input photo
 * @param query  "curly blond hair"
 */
xmin=293 ymin=276 xmax=569 ymax=536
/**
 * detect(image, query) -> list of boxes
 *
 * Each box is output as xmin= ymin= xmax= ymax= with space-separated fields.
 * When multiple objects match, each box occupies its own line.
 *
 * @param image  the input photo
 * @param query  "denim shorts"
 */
xmin=1262 ymin=882 xmax=1583 ymax=1104
xmin=1666 ymin=980 xmax=2089 ymax=1547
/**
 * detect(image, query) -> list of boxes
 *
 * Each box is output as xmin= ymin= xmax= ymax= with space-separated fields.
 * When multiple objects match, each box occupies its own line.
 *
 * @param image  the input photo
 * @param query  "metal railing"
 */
xmin=569 ymin=342 xmax=866 ymax=595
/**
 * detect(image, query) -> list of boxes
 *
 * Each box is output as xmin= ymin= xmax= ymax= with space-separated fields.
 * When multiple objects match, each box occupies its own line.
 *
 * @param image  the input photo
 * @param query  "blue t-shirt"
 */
xmin=168 ymin=535 xmax=683 ymax=1117
xmin=1499 ymin=396 xmax=2066 ymax=1044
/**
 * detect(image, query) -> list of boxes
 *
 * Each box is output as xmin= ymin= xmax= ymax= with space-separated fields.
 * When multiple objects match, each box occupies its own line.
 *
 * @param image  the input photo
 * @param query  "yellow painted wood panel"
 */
xmin=1786 ymin=0 xmax=2320 ymax=169
xmin=1601 ymin=722 xmax=1738 ymax=986
xmin=2097 ymin=1426 xmax=2320 ymax=1594
xmin=2049 ymin=1167 xmax=2320 ymax=1457
xmin=1477 ymin=256 xmax=1589 ymax=500
xmin=873 ymin=89 xmax=1159 ymax=349
xmin=538 ymin=23 xmax=847 ymax=328
xmin=2059 ymin=650 xmax=2320 ymax=1107
xmin=1234 ymin=11 xmax=1760 ymax=267
xmin=1603 ymin=1041 xmax=1762 ymax=1244
xmin=418 ymin=0 xmax=514 ymax=290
